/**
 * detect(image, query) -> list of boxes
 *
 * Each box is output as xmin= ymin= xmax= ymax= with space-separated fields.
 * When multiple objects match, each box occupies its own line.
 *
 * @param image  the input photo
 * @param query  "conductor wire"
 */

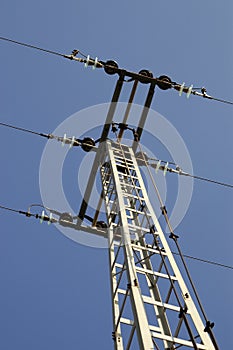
xmin=0 ymin=122 xmax=51 ymax=139
xmin=181 ymin=172 xmax=233 ymax=189
xmin=147 ymin=156 xmax=233 ymax=189
xmin=0 ymin=121 xmax=99 ymax=150
xmin=1 ymin=203 xmax=232 ymax=270
xmin=1 ymin=36 xmax=233 ymax=106
xmin=0 ymin=36 xmax=67 ymax=58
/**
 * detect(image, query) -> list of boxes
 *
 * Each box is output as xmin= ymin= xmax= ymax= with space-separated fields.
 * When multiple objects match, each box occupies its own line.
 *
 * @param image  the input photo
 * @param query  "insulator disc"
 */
xmin=157 ymin=75 xmax=172 ymax=90
xmin=81 ymin=137 xmax=95 ymax=152
xmin=104 ymin=60 xmax=119 ymax=75
xmin=138 ymin=69 xmax=153 ymax=83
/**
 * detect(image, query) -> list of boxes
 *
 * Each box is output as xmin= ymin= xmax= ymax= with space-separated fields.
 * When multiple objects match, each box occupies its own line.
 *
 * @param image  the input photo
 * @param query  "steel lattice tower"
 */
xmin=2 ymin=37 xmax=231 ymax=350
xmin=74 ymin=70 xmax=219 ymax=349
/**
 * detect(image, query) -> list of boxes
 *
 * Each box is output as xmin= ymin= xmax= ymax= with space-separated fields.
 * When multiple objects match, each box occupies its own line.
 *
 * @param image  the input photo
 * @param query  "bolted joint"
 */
xmin=169 ymin=232 xmax=179 ymax=240
xmin=179 ymin=305 xmax=188 ymax=318
xmin=149 ymin=224 xmax=156 ymax=233
xmin=133 ymin=129 xmax=139 ymax=142
xmin=161 ymin=206 xmax=167 ymax=215
xmin=139 ymin=203 xmax=146 ymax=212
xmin=204 ymin=320 xmax=215 ymax=333
xmin=112 ymin=331 xmax=116 ymax=341
xmin=118 ymin=123 xmax=128 ymax=130
xmin=111 ymin=123 xmax=118 ymax=133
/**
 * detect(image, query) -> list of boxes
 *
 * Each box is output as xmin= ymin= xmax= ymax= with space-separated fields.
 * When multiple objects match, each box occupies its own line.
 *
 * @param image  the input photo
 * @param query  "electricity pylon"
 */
xmin=0 ymin=39 xmax=226 ymax=349
xmin=74 ymin=68 xmax=219 ymax=349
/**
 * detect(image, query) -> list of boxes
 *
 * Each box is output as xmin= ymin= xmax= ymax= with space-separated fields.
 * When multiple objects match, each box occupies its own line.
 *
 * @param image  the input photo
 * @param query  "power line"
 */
xmin=0 ymin=204 xmax=38 ymax=218
xmin=0 ymin=121 xmax=98 ymax=149
xmin=161 ymin=164 xmax=233 ymax=189
xmin=113 ymin=126 xmax=233 ymax=190
xmin=0 ymin=204 xmax=22 ymax=214
xmin=0 ymin=203 xmax=232 ymax=271
xmin=1 ymin=36 xmax=233 ymax=106
xmin=0 ymin=122 xmax=51 ymax=139
xmin=1 ymin=119 xmax=233 ymax=190
xmin=173 ymin=251 xmax=233 ymax=271
xmin=0 ymin=36 xmax=68 ymax=58
xmin=0 ymin=204 xmax=56 ymax=223
xmin=182 ymin=172 xmax=233 ymax=189
xmin=146 ymin=158 xmax=233 ymax=189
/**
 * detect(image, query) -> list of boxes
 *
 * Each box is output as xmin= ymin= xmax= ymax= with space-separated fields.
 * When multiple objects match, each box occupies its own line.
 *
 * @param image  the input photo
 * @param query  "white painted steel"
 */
xmin=98 ymin=140 xmax=215 ymax=349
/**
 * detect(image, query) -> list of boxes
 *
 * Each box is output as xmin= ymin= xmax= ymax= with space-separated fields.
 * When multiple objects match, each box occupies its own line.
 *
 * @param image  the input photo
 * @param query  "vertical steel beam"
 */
xmin=77 ymin=75 xmax=125 ymax=227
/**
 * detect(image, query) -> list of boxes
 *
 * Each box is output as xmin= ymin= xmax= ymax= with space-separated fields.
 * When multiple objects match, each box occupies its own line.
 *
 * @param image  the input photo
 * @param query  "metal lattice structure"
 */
xmin=101 ymin=140 xmax=216 ymax=349
xmin=75 ymin=73 xmax=219 ymax=349
xmin=1 ymin=37 xmax=230 ymax=350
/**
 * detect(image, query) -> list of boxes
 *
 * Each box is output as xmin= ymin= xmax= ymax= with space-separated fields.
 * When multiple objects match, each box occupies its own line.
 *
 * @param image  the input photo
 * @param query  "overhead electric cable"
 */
xmin=141 ymin=155 xmax=233 ymax=189
xmin=0 ymin=36 xmax=71 ymax=58
xmin=0 ymin=122 xmax=51 ymax=139
xmin=160 ymin=163 xmax=233 ymax=189
xmin=0 ymin=203 xmax=232 ymax=270
xmin=172 ymin=251 xmax=233 ymax=271
xmin=114 ymin=125 xmax=233 ymax=190
xmin=1 ymin=36 xmax=233 ymax=106
xmin=0 ymin=204 xmax=38 ymax=218
xmin=1 ymin=120 xmax=232 ymax=190
xmin=0 ymin=121 xmax=99 ymax=150
xmin=0 ymin=204 xmax=57 ymax=223
xmin=0 ymin=204 xmax=23 ymax=214
xmin=181 ymin=172 xmax=233 ymax=189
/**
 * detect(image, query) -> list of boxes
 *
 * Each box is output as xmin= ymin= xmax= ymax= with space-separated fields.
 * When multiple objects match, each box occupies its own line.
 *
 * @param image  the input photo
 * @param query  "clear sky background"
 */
xmin=0 ymin=1 xmax=232 ymax=349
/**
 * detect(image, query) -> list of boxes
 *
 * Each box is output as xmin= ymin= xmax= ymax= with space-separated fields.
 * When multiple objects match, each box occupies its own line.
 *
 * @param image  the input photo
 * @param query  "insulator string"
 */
xmin=1 ymin=36 xmax=233 ymax=106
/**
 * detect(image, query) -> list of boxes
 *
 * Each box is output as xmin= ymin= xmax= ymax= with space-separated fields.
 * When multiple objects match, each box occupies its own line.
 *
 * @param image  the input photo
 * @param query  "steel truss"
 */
xmin=75 ymin=75 xmax=218 ymax=349
xmin=100 ymin=139 xmax=215 ymax=350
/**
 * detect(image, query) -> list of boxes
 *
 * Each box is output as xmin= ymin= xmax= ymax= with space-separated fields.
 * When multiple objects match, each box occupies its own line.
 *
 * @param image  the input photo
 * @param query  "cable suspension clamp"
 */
xmin=149 ymin=225 xmax=156 ymax=233
xmin=71 ymin=49 xmax=79 ymax=57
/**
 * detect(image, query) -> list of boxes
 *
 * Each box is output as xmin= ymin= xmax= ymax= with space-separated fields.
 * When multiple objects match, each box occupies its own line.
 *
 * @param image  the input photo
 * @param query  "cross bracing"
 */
xmin=97 ymin=140 xmax=216 ymax=350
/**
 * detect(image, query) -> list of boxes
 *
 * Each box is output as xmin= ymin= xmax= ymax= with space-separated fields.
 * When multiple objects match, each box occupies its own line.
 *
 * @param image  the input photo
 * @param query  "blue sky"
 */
xmin=0 ymin=1 xmax=232 ymax=349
